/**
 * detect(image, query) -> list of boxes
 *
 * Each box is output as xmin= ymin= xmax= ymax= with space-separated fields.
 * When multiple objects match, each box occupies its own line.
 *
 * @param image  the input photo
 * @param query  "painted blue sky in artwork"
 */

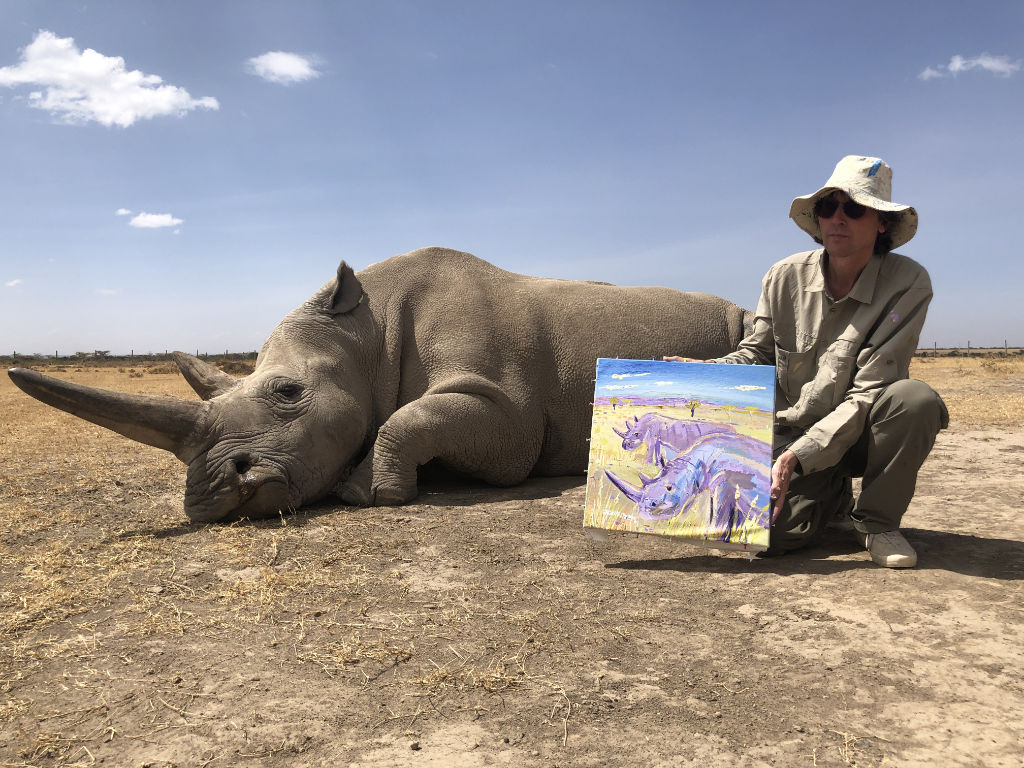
xmin=594 ymin=359 xmax=774 ymax=411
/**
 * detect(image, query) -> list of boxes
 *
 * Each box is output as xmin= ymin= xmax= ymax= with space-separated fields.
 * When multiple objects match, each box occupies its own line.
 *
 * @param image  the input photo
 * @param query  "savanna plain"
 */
xmin=1 ymin=356 xmax=1022 ymax=767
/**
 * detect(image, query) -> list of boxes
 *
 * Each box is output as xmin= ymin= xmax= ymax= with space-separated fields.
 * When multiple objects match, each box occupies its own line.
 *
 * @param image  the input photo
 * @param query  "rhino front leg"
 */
xmin=347 ymin=389 xmax=542 ymax=506
xmin=336 ymin=453 xmax=376 ymax=506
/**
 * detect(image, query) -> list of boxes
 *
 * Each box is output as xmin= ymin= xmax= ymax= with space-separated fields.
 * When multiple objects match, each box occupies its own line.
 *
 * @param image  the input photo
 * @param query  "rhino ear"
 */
xmin=327 ymin=261 xmax=364 ymax=315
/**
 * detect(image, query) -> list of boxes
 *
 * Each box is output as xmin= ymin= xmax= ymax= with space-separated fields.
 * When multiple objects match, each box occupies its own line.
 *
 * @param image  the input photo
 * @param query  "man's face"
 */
xmin=816 ymin=190 xmax=885 ymax=262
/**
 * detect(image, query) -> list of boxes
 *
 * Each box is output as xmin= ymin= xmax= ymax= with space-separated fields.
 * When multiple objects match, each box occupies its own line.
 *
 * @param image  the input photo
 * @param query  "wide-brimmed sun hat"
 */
xmin=789 ymin=155 xmax=918 ymax=250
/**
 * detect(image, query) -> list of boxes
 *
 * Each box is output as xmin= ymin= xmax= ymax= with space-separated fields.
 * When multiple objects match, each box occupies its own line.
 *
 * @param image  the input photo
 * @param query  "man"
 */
xmin=672 ymin=156 xmax=947 ymax=567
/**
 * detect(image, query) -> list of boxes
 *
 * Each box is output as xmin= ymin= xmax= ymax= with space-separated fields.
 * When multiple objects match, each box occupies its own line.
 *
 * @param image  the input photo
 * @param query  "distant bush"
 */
xmin=218 ymin=360 xmax=255 ymax=375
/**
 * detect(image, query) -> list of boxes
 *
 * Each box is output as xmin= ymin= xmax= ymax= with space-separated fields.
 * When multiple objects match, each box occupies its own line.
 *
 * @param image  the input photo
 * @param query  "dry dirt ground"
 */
xmin=1 ymin=358 xmax=1022 ymax=767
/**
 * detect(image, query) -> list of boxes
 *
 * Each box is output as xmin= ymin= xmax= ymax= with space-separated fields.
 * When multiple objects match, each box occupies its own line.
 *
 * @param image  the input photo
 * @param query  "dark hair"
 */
xmin=813 ymin=209 xmax=902 ymax=254
xmin=874 ymin=211 xmax=900 ymax=254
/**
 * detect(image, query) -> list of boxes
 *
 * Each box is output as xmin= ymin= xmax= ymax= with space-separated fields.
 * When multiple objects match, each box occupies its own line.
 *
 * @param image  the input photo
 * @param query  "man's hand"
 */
xmin=662 ymin=356 xmax=708 ymax=362
xmin=770 ymin=449 xmax=800 ymax=522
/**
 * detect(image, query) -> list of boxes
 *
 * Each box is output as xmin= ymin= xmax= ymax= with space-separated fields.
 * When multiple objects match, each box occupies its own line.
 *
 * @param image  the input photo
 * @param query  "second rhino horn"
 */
xmin=173 ymin=352 xmax=240 ymax=400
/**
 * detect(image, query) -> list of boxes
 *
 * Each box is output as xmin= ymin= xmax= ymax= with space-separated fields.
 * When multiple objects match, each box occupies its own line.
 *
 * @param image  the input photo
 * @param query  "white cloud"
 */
xmin=115 ymin=208 xmax=132 ymax=216
xmin=0 ymin=30 xmax=219 ymax=127
xmin=919 ymin=53 xmax=1021 ymax=80
xmin=5 ymin=279 xmax=22 ymax=287
xmin=602 ymin=385 xmax=638 ymax=391
xmin=246 ymin=51 xmax=321 ymax=84
xmin=129 ymin=212 xmax=183 ymax=228
xmin=730 ymin=385 xmax=766 ymax=391
xmin=610 ymin=372 xmax=650 ymax=379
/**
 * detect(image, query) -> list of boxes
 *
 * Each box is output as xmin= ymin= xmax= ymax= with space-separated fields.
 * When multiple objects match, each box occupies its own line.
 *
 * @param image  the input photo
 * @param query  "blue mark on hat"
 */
xmin=867 ymin=160 xmax=882 ymax=177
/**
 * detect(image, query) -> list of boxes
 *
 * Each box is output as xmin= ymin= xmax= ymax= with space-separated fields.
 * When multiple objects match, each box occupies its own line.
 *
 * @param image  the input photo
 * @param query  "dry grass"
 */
xmin=911 ymin=355 xmax=1024 ymax=427
xmin=1 ymin=360 xmax=1021 ymax=765
xmin=1 ymin=364 xmax=584 ymax=763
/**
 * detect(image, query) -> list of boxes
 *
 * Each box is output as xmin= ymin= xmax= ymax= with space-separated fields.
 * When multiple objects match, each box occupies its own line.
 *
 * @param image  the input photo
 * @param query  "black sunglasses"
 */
xmin=814 ymin=196 xmax=867 ymax=220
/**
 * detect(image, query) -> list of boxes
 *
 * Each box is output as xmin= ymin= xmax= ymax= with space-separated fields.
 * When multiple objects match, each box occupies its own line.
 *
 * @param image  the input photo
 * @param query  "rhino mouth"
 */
xmin=185 ymin=454 xmax=293 ymax=523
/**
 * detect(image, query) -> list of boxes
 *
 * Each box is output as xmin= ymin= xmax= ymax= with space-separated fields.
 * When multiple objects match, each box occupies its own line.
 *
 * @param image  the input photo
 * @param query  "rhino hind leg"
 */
xmin=354 ymin=390 xmax=542 ymax=507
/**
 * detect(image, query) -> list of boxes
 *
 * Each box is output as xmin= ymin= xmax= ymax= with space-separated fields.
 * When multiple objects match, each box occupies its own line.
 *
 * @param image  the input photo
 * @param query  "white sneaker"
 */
xmin=858 ymin=529 xmax=917 ymax=568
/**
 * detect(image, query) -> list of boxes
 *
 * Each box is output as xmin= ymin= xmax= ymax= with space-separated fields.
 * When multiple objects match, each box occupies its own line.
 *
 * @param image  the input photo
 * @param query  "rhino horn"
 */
xmin=7 ymin=368 xmax=205 ymax=463
xmin=172 ymin=351 xmax=240 ymax=400
xmin=611 ymin=425 xmax=628 ymax=438
xmin=638 ymin=471 xmax=657 ymax=486
xmin=604 ymin=470 xmax=643 ymax=503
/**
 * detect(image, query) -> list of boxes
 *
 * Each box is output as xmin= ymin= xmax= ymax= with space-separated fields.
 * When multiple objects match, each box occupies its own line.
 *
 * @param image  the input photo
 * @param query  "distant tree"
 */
xmin=609 ymin=396 xmax=620 ymax=411
xmin=94 ymin=350 xmax=110 ymax=358
xmin=744 ymin=405 xmax=760 ymax=423
xmin=686 ymin=399 xmax=700 ymax=417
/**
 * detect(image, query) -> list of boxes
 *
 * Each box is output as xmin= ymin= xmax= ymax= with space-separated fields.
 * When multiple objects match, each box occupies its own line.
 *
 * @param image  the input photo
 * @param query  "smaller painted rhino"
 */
xmin=605 ymin=433 xmax=771 ymax=541
xmin=613 ymin=412 xmax=736 ymax=465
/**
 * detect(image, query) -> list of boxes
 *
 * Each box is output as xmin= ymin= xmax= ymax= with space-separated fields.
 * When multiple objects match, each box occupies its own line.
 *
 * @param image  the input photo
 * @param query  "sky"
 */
xmin=596 ymin=359 xmax=774 ymax=411
xmin=1 ymin=1 xmax=1021 ymax=355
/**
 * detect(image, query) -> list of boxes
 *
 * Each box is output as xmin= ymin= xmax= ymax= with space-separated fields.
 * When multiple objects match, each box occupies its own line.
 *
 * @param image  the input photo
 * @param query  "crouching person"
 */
xmin=715 ymin=156 xmax=948 ymax=567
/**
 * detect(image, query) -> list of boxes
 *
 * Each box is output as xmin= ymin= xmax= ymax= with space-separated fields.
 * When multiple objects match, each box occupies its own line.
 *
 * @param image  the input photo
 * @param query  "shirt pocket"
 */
xmin=821 ymin=339 xmax=859 ymax=408
xmin=775 ymin=346 xmax=813 ymax=403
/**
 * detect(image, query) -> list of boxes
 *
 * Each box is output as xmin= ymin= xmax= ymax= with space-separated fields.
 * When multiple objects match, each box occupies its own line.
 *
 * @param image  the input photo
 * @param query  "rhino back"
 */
xmin=357 ymin=247 xmax=749 ymax=475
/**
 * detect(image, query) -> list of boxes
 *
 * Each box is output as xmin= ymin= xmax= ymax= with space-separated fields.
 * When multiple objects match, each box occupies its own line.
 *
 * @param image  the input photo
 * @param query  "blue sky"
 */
xmin=596 ymin=359 xmax=774 ymax=410
xmin=1 ymin=1 xmax=1021 ymax=355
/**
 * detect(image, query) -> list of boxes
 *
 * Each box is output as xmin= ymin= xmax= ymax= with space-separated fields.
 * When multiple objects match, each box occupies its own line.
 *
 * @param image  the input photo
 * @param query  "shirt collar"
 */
xmin=847 ymin=254 xmax=882 ymax=304
xmin=809 ymin=249 xmax=883 ymax=304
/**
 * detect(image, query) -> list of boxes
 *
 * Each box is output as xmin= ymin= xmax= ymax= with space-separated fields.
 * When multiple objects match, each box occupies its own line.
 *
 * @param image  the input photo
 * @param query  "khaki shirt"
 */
xmin=716 ymin=249 xmax=933 ymax=474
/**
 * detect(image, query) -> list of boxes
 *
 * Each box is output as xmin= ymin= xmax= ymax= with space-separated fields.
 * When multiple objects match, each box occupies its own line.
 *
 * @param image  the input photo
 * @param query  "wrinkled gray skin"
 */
xmin=8 ymin=248 xmax=753 ymax=523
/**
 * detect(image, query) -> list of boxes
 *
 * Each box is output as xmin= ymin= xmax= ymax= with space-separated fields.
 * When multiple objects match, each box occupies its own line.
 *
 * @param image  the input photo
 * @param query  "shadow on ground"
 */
xmin=606 ymin=527 xmax=1024 ymax=581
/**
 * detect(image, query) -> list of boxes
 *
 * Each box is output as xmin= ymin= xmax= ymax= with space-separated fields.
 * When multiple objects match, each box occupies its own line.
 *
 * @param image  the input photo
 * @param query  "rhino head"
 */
xmin=7 ymin=262 xmax=373 ymax=523
xmin=604 ymin=454 xmax=708 ymax=521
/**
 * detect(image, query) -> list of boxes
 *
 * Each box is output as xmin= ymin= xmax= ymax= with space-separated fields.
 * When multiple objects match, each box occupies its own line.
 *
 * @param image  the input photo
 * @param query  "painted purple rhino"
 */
xmin=612 ymin=412 xmax=736 ymax=465
xmin=604 ymin=433 xmax=771 ymax=542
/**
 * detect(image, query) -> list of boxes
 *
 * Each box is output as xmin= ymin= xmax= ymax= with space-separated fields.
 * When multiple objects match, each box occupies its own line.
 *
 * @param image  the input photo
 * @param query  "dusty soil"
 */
xmin=1 ymin=358 xmax=1022 ymax=767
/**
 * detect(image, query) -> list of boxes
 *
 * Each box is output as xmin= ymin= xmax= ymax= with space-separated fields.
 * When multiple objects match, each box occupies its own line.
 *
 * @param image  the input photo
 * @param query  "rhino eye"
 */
xmin=272 ymin=382 xmax=304 ymax=400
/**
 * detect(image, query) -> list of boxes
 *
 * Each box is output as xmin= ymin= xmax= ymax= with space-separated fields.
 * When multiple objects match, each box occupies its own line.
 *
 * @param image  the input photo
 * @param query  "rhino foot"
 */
xmin=337 ymin=482 xmax=372 ymax=507
xmin=372 ymin=483 xmax=417 ymax=506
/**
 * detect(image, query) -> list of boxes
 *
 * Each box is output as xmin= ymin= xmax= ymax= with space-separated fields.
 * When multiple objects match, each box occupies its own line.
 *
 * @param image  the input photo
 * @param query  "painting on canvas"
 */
xmin=583 ymin=358 xmax=775 ymax=552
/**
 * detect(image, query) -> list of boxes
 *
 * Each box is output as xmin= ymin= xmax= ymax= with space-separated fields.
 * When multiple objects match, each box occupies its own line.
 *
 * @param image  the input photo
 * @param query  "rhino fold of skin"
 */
xmin=8 ymin=247 xmax=753 ymax=523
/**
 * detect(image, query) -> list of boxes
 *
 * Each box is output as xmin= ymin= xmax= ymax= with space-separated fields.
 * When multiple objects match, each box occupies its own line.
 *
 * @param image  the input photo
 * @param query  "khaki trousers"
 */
xmin=770 ymin=379 xmax=949 ymax=552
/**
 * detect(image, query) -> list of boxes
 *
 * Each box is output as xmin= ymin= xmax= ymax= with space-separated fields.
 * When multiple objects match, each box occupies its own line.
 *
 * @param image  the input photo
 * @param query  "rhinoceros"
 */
xmin=613 ymin=411 xmax=737 ymax=465
xmin=605 ymin=432 xmax=771 ymax=540
xmin=8 ymin=247 xmax=752 ymax=523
